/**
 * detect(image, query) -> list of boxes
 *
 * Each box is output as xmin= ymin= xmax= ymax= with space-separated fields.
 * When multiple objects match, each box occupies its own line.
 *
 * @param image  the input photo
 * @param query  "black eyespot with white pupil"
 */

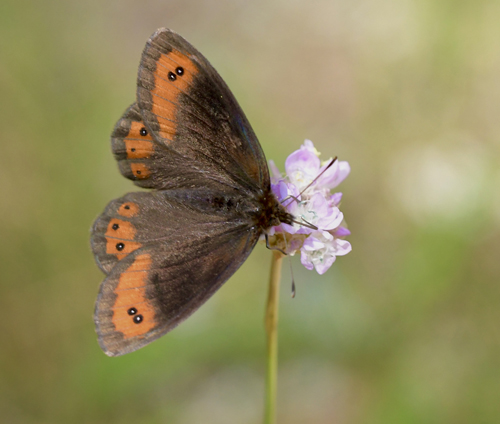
xmin=136 ymin=170 xmax=141 ymax=175
xmin=112 ymin=223 xmax=119 ymax=230
xmin=139 ymin=127 xmax=147 ymax=136
xmin=168 ymin=71 xmax=176 ymax=81
xmin=133 ymin=315 xmax=143 ymax=324
xmin=116 ymin=242 xmax=124 ymax=251
xmin=128 ymin=307 xmax=137 ymax=315
xmin=176 ymin=66 xmax=184 ymax=76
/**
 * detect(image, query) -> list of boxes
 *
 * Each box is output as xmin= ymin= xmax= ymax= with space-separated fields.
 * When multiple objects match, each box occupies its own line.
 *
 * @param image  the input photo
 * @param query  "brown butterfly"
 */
xmin=91 ymin=28 xmax=295 ymax=356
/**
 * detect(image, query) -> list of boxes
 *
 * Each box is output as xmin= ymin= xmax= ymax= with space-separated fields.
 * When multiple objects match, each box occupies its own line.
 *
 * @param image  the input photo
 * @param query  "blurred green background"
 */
xmin=1 ymin=0 xmax=500 ymax=423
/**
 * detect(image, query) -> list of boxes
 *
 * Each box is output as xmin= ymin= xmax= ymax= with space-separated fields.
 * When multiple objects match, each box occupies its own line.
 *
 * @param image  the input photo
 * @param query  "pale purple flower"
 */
xmin=266 ymin=140 xmax=351 ymax=274
xmin=301 ymin=231 xmax=352 ymax=275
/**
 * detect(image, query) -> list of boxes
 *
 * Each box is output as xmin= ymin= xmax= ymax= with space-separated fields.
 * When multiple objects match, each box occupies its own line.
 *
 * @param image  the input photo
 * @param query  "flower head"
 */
xmin=267 ymin=140 xmax=351 ymax=274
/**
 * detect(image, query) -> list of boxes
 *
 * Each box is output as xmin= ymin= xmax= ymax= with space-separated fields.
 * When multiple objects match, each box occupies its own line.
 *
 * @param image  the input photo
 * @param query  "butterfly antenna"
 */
xmin=301 ymin=217 xmax=317 ymax=228
xmin=290 ymin=218 xmax=317 ymax=230
xmin=282 ymin=194 xmax=301 ymax=208
xmin=281 ymin=156 xmax=338 ymax=213
xmin=298 ymin=156 xmax=338 ymax=198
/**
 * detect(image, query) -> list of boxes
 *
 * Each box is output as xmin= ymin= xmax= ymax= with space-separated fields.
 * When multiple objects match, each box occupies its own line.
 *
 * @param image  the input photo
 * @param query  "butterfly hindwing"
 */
xmin=93 ymin=190 xmax=259 ymax=356
xmin=91 ymin=191 xmax=146 ymax=274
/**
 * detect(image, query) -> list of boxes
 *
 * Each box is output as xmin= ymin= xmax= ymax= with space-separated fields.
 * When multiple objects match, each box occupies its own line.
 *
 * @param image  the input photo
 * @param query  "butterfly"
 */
xmin=91 ymin=28 xmax=295 ymax=356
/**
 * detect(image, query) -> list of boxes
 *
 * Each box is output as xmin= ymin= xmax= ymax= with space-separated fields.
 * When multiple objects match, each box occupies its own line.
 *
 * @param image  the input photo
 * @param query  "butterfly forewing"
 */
xmin=136 ymin=28 xmax=269 ymax=191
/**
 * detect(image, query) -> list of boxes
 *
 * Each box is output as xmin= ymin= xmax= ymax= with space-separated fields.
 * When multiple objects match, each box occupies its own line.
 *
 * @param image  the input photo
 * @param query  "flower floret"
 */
xmin=268 ymin=140 xmax=351 ymax=274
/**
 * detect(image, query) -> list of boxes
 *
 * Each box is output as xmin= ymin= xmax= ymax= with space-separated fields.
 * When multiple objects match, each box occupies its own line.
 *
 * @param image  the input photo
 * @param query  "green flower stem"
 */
xmin=264 ymin=251 xmax=283 ymax=424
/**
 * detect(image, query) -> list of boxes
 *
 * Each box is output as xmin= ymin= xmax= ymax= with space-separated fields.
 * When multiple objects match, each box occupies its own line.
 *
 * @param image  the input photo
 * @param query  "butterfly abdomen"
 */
xmin=158 ymin=188 xmax=257 ymax=219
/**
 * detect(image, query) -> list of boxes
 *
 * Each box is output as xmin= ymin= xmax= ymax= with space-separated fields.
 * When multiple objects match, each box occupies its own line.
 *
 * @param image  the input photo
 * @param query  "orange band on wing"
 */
xmin=118 ymin=202 xmax=139 ymax=217
xmin=151 ymin=49 xmax=197 ymax=141
xmin=125 ymin=121 xmax=154 ymax=159
xmin=112 ymin=253 xmax=156 ymax=338
xmin=128 ymin=120 xmax=153 ymax=140
xmin=106 ymin=214 xmax=142 ymax=260
xmin=130 ymin=163 xmax=151 ymax=179
xmin=105 ymin=219 xmax=137 ymax=240
xmin=106 ymin=238 xmax=142 ymax=261
xmin=125 ymin=139 xmax=154 ymax=159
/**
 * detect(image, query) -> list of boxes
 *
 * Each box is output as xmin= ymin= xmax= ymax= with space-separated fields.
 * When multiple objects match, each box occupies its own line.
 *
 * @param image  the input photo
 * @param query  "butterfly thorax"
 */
xmin=254 ymin=189 xmax=294 ymax=231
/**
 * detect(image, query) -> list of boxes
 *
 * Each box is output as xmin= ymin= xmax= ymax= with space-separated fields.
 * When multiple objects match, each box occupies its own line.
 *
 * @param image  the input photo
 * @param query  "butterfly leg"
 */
xmin=265 ymin=233 xmax=287 ymax=255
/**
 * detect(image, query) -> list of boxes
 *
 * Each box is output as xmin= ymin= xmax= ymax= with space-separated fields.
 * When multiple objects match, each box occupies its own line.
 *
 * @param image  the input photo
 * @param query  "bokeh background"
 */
xmin=2 ymin=0 xmax=500 ymax=423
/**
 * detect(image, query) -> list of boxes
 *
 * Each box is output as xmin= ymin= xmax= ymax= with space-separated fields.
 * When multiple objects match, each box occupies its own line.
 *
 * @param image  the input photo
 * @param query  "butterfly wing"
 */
xmin=92 ymin=190 xmax=260 ymax=356
xmin=92 ymin=28 xmax=276 ymax=356
xmin=111 ymin=102 xmax=248 ymax=193
xmin=135 ymin=28 xmax=270 ymax=192
xmin=110 ymin=102 xmax=164 ymax=189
